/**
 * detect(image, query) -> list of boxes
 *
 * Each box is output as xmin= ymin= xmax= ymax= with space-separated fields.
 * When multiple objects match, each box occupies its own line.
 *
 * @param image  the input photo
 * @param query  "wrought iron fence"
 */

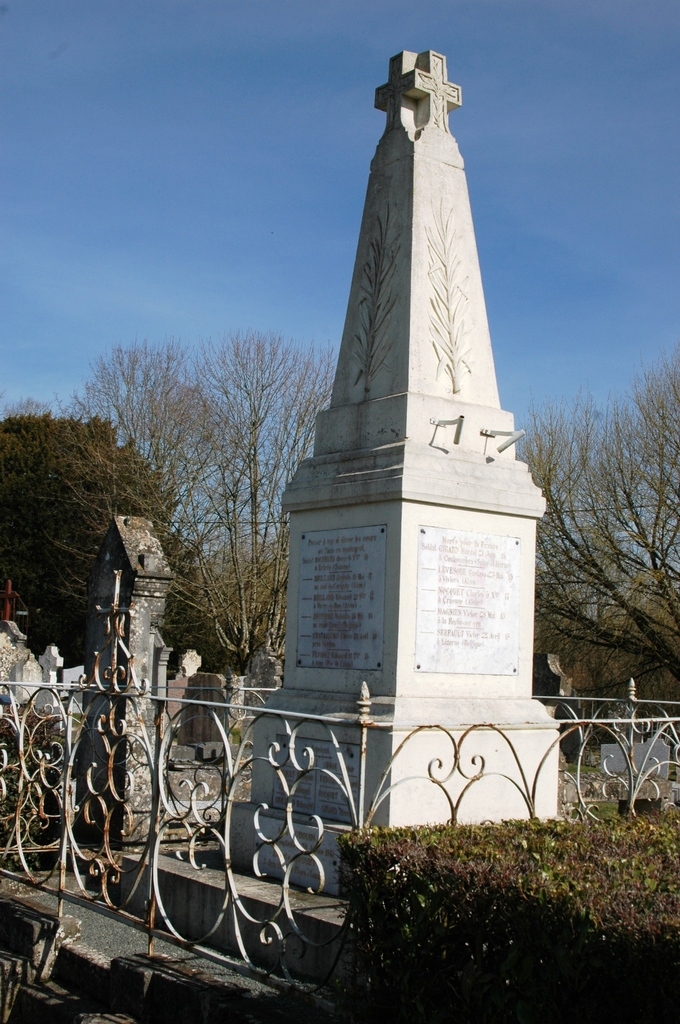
xmin=1 ymin=576 xmax=679 ymax=992
xmin=539 ymin=684 xmax=680 ymax=819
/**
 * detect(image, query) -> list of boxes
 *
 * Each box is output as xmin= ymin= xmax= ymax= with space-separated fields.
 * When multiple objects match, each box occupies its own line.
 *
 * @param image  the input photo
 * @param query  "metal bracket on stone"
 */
xmin=429 ymin=415 xmax=464 ymax=452
xmin=480 ymin=427 xmax=525 ymax=453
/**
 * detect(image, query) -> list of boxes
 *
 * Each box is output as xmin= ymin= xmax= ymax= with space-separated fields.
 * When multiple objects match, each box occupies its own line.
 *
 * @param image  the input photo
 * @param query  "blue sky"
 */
xmin=1 ymin=0 xmax=679 ymax=426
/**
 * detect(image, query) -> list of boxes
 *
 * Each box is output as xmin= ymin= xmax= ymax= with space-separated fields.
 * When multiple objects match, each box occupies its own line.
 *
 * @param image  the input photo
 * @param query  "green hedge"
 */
xmin=339 ymin=816 xmax=680 ymax=1023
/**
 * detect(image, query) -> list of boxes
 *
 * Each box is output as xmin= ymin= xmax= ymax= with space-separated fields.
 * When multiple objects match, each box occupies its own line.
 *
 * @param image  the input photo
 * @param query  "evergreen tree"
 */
xmin=0 ymin=414 xmax=150 ymax=665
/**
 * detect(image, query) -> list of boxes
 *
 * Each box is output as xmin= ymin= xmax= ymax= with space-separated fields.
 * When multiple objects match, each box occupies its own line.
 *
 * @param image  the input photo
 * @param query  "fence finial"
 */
xmin=358 ymin=681 xmax=371 ymax=719
xmin=628 ymin=677 xmax=637 ymax=702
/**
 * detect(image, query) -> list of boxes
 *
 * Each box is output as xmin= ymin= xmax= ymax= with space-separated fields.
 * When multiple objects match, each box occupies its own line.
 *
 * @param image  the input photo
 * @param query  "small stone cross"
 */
xmin=39 ymin=644 xmax=63 ymax=685
xmin=375 ymin=50 xmax=462 ymax=134
xmin=180 ymin=649 xmax=202 ymax=679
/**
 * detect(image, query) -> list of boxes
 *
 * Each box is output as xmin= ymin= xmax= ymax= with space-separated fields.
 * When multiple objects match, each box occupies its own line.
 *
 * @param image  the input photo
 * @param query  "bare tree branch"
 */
xmin=525 ymin=349 xmax=680 ymax=696
xmin=70 ymin=333 xmax=334 ymax=672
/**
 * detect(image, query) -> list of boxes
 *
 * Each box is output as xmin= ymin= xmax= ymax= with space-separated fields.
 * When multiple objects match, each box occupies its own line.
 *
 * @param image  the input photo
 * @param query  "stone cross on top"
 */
xmin=375 ymin=50 xmax=462 ymax=134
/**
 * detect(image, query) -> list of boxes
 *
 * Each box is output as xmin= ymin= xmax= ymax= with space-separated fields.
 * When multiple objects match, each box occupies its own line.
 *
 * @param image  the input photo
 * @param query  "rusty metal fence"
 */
xmin=1 ymin=576 xmax=680 ymax=991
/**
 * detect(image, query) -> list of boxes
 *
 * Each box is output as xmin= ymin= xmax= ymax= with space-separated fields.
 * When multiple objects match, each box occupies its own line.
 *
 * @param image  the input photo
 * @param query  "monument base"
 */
xmin=248 ymin=687 xmax=560 ymax=895
xmin=264 ymin=432 xmax=559 ymax=857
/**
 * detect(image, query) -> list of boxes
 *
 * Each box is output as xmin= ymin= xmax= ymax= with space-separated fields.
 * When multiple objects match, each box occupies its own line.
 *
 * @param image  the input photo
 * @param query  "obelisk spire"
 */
xmin=327 ymin=50 xmax=501 ymax=427
xmin=278 ymin=53 xmax=553 ymax=837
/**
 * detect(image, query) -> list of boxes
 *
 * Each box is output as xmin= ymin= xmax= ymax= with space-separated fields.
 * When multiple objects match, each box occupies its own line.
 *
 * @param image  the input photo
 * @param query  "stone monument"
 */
xmin=262 ymin=50 xmax=559 ymax=829
xmin=0 ymin=621 xmax=44 ymax=702
xmin=77 ymin=516 xmax=174 ymax=844
xmin=0 ymin=620 xmax=29 ymax=683
xmin=83 ymin=516 xmax=174 ymax=695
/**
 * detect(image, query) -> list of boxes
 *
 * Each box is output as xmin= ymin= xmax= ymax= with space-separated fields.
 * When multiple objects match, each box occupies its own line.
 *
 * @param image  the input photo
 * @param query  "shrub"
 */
xmin=339 ymin=817 xmax=680 ymax=1023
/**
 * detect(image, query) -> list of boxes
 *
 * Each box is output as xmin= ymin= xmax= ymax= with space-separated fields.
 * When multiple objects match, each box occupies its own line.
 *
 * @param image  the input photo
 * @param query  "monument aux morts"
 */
xmin=252 ymin=50 xmax=559 ymax=855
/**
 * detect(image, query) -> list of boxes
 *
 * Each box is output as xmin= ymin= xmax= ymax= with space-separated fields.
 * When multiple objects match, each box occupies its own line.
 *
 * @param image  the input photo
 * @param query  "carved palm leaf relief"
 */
xmin=352 ymin=207 xmax=400 ymax=394
xmin=426 ymin=203 xmax=472 ymax=393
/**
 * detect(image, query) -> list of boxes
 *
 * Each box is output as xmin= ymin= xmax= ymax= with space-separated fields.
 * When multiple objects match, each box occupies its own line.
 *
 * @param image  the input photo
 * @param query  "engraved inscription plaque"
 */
xmin=271 ymin=735 xmax=360 ymax=824
xmin=415 ymin=527 xmax=521 ymax=674
xmin=297 ymin=526 xmax=386 ymax=669
xmin=255 ymin=816 xmax=343 ymax=893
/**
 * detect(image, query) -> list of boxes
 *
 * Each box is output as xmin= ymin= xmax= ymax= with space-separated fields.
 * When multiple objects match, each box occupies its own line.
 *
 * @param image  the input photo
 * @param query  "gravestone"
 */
xmin=246 ymin=643 xmax=282 ymax=689
xmin=176 ymin=672 xmax=228 ymax=748
xmin=164 ymin=652 xmax=198 ymax=721
xmin=8 ymin=650 xmax=42 ymax=704
xmin=0 ymin=620 xmax=28 ymax=682
xmin=39 ymin=645 xmax=63 ymax=685
xmin=12 ymin=652 xmax=41 ymax=684
xmin=0 ymin=620 xmax=66 ymax=700
xmin=0 ymin=633 xmax=15 ymax=681
xmin=532 ymin=653 xmax=574 ymax=699
xmin=600 ymin=736 xmax=674 ymax=811
xmin=245 ymin=641 xmax=282 ymax=706
xmin=601 ymin=737 xmax=671 ymax=779
xmin=254 ymin=50 xmax=559 ymax=843
xmin=77 ymin=516 xmax=174 ymax=845
xmin=62 ymin=665 xmax=84 ymax=685
xmin=0 ymin=621 xmax=46 ymax=702
xmin=166 ymin=654 xmax=228 ymax=756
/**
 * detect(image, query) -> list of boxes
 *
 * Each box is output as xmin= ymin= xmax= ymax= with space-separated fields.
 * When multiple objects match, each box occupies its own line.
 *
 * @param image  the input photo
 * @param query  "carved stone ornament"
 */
xmin=375 ymin=50 xmax=462 ymax=136
xmin=426 ymin=202 xmax=472 ymax=393
xmin=352 ymin=207 xmax=400 ymax=395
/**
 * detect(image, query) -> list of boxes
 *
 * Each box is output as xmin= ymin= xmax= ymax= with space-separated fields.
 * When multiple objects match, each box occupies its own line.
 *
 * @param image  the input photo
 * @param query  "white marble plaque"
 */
xmin=415 ymin=527 xmax=521 ymax=675
xmin=271 ymin=735 xmax=360 ymax=825
xmin=297 ymin=526 xmax=386 ymax=669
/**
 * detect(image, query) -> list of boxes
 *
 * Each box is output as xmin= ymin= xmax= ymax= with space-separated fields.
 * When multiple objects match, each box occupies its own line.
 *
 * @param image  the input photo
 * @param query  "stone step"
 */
xmin=0 ymin=896 xmax=80 ymax=982
xmin=110 ymin=954 xmax=254 ymax=1023
xmin=59 ymin=943 xmax=339 ymax=1024
xmin=9 ymin=976 xmax=132 ymax=1024
xmin=121 ymin=852 xmax=347 ymax=982
xmin=54 ymin=944 xmax=111 ymax=1005
xmin=0 ymin=951 xmax=32 ymax=1024
xmin=0 ymin=891 xmax=84 ymax=1023
xmin=108 ymin=954 xmax=336 ymax=1024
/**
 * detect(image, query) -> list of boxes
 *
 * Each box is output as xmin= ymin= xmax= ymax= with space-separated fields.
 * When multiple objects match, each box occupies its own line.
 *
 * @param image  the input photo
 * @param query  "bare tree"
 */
xmin=192 ymin=332 xmax=334 ymax=669
xmin=525 ymin=348 xmax=680 ymax=695
xmin=71 ymin=339 xmax=204 ymax=531
xmin=72 ymin=333 xmax=334 ymax=671
xmin=2 ymin=398 xmax=54 ymax=417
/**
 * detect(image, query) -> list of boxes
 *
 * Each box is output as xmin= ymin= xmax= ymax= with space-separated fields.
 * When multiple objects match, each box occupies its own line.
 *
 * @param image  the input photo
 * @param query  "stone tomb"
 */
xmin=241 ymin=50 xmax=559 ymax=891
xmin=76 ymin=516 xmax=174 ymax=846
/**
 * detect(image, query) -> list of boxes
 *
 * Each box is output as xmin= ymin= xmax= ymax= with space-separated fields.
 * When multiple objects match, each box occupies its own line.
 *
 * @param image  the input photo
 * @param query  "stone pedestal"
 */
xmin=253 ymin=51 xmax=559 ymax=847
